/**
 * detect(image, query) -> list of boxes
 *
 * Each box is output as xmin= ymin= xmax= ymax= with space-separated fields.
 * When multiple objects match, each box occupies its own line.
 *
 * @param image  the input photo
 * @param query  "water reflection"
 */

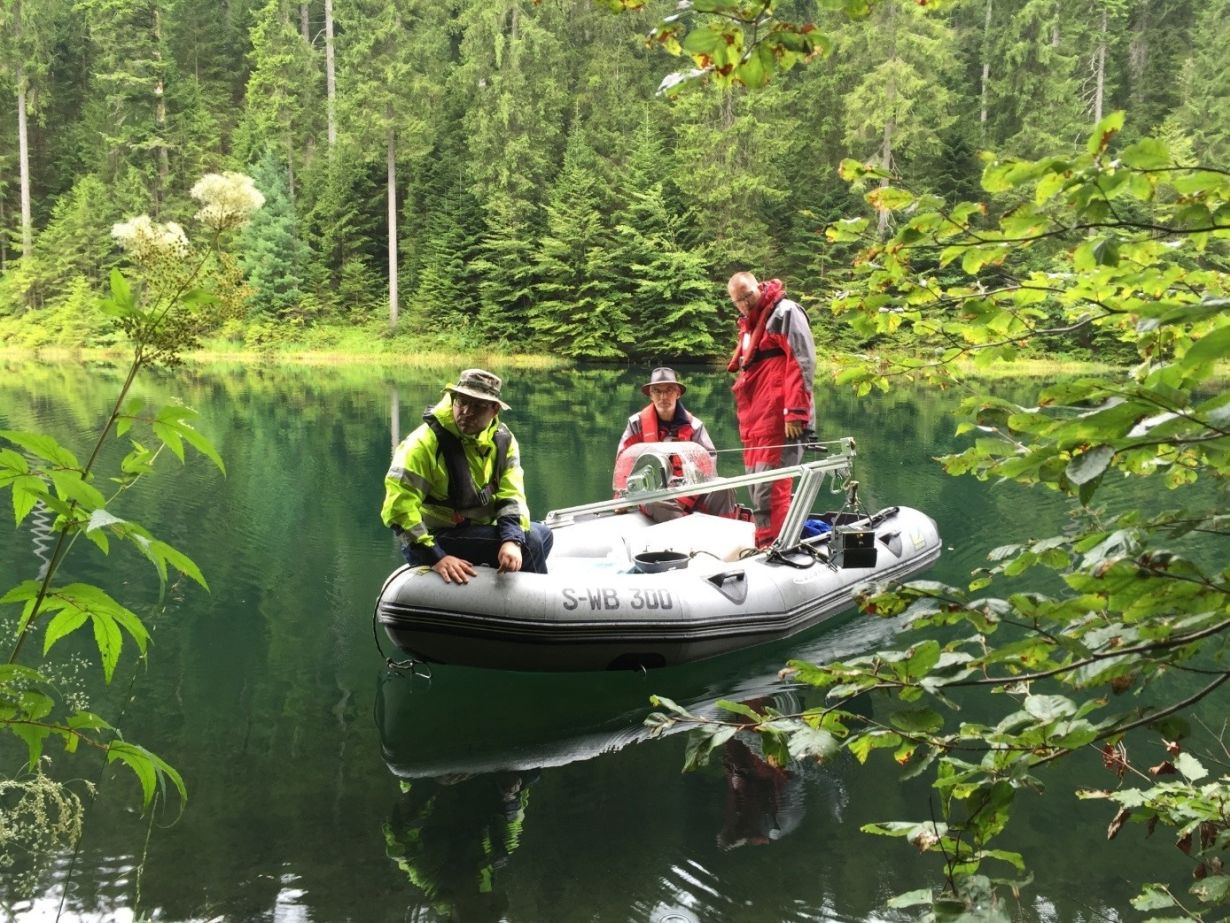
xmin=376 ymin=662 xmax=862 ymax=922
xmin=385 ymin=772 xmax=536 ymax=922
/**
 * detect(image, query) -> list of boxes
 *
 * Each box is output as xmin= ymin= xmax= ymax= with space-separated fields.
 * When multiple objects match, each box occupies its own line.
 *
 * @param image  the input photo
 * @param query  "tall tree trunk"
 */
xmin=387 ymin=117 xmax=399 ymax=328
xmin=979 ymin=0 xmax=993 ymax=131
xmin=153 ymin=7 xmax=169 ymax=215
xmin=285 ymin=134 xmax=296 ymax=202
xmin=1128 ymin=0 xmax=1150 ymax=112
xmin=1091 ymin=5 xmax=1108 ymax=123
xmin=300 ymin=3 xmax=310 ymax=42
xmin=17 ymin=65 xmax=33 ymax=257
xmin=325 ymin=0 xmax=336 ymax=147
xmin=14 ymin=0 xmax=33 ymax=258
xmin=877 ymin=1 xmax=897 ymax=239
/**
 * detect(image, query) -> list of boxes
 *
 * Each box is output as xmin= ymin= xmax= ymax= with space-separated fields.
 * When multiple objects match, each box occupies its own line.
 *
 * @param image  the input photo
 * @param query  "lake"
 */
xmin=0 ymin=360 xmax=1192 ymax=922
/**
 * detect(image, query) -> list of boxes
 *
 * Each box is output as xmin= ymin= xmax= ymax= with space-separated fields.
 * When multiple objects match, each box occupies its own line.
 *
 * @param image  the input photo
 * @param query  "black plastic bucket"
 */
xmin=633 ymin=551 xmax=689 ymax=574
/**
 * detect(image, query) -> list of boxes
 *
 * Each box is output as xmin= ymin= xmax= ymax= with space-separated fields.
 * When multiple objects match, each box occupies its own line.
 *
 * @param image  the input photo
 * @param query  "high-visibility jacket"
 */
xmin=381 ymin=398 xmax=530 ymax=560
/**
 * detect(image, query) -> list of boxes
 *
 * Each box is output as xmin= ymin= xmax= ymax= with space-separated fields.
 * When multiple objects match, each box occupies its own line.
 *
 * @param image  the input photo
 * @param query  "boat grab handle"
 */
xmin=707 ymin=569 xmax=748 ymax=604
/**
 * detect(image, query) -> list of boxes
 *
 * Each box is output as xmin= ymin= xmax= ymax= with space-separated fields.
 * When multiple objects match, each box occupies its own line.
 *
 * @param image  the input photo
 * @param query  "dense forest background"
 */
xmin=1 ymin=0 xmax=1227 ymax=360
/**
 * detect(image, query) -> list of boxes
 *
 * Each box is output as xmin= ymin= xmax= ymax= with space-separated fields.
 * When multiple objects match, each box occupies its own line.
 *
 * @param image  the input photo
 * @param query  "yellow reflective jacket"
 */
xmin=381 ymin=398 xmax=530 ymax=556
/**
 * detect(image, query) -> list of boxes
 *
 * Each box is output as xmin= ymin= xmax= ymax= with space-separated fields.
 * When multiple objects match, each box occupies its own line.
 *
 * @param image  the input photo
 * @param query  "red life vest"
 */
xmin=639 ymin=404 xmax=695 ymax=443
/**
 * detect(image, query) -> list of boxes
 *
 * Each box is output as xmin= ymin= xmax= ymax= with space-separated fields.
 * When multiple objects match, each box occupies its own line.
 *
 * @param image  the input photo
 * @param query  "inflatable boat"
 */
xmin=374 ymin=437 xmax=941 ymax=672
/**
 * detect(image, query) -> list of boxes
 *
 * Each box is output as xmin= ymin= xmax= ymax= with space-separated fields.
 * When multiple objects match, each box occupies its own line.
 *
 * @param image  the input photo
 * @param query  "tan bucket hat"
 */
xmin=446 ymin=368 xmax=510 ymax=411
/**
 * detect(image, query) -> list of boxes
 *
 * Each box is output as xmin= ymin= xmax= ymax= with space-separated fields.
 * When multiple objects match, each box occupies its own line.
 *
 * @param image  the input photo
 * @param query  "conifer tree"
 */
xmin=407 ymin=176 xmax=483 ymax=335
xmin=472 ymin=192 xmax=542 ymax=345
xmin=241 ymin=151 xmax=311 ymax=318
xmin=611 ymin=115 xmax=718 ymax=361
xmin=1173 ymin=0 xmax=1230 ymax=161
xmin=530 ymin=130 xmax=624 ymax=359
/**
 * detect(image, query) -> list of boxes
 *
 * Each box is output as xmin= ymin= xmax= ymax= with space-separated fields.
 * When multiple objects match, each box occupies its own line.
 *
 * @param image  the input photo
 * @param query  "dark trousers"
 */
xmin=401 ymin=522 xmax=554 ymax=574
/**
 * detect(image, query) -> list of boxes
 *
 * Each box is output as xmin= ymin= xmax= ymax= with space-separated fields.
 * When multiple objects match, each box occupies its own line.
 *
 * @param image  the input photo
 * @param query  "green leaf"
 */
xmin=152 ymin=422 xmax=185 ymax=462
xmin=1190 ymin=874 xmax=1230 ymax=904
xmin=175 ymin=423 xmax=226 ymax=474
xmin=43 ymin=608 xmax=91 ymax=655
xmin=1174 ymin=752 xmax=1207 ymax=782
xmin=1120 ymin=138 xmax=1170 ymax=170
xmin=1086 ymin=111 xmax=1125 ymax=156
xmin=1066 ymin=446 xmax=1114 ymax=486
xmin=716 ymin=699 xmax=764 ymax=721
xmin=786 ymin=726 xmax=839 ymax=761
xmin=889 ymin=708 xmax=944 ymax=734
xmin=0 ymin=430 xmax=80 ymax=468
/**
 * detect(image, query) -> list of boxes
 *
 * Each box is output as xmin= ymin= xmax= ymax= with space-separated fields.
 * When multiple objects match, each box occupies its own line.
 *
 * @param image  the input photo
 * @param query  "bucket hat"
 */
xmin=640 ymin=367 xmax=687 ymax=397
xmin=446 ymin=368 xmax=510 ymax=411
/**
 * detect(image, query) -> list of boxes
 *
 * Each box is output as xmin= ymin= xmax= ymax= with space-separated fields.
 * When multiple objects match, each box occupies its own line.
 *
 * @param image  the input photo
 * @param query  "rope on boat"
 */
xmin=371 ymin=600 xmax=432 ymax=677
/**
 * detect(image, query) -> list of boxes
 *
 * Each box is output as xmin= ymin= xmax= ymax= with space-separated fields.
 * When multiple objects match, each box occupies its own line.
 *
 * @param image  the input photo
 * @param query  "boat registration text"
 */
xmin=561 ymin=587 xmax=675 ymax=611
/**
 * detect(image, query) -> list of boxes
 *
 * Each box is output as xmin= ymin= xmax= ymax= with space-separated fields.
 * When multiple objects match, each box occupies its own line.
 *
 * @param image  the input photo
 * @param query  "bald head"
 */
xmin=728 ymin=271 xmax=761 ymax=316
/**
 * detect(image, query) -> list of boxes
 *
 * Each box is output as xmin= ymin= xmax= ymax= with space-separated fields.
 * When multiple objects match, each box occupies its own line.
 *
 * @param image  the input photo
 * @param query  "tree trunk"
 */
xmin=979 ymin=0 xmax=993 ymax=131
xmin=300 ymin=2 xmax=310 ymax=43
xmin=387 ymin=117 xmax=399 ymax=328
xmin=17 ymin=65 xmax=33 ymax=257
xmin=325 ymin=0 xmax=336 ymax=147
xmin=1092 ymin=5 xmax=1108 ymax=123
xmin=153 ymin=7 xmax=169 ymax=215
xmin=877 ymin=1 xmax=897 ymax=239
xmin=14 ymin=0 xmax=33 ymax=258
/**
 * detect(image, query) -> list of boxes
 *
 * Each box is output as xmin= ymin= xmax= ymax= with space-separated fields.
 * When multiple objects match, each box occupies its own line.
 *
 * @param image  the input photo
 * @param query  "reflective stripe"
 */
xmin=387 ymin=467 xmax=433 ymax=494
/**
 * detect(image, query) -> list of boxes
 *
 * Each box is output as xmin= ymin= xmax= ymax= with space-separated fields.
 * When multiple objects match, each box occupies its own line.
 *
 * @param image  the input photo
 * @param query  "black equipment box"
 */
xmin=833 ymin=524 xmax=878 ymax=569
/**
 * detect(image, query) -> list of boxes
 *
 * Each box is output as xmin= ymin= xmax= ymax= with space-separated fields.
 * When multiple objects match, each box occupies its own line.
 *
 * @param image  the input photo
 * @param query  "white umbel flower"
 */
xmin=111 ymin=215 xmax=191 ymax=261
xmin=190 ymin=172 xmax=265 ymax=230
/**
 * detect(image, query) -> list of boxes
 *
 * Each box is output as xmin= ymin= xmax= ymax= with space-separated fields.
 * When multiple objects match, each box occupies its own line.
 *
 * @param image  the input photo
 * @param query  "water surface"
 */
xmin=0 ymin=361 xmax=1191 ymax=921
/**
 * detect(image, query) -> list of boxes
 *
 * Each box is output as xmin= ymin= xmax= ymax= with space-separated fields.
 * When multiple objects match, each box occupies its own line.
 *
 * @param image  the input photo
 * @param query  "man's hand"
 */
xmin=497 ymin=540 xmax=523 ymax=574
xmin=433 ymin=554 xmax=478 ymax=584
xmin=785 ymin=420 xmax=804 ymax=440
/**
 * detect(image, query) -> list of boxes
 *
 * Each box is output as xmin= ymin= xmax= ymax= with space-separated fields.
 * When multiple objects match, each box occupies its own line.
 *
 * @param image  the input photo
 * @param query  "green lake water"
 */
xmin=0 ymin=360 xmax=1198 ymax=922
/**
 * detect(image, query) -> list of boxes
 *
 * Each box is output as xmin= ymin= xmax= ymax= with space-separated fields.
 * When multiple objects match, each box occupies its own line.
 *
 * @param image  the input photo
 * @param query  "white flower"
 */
xmin=190 ymin=172 xmax=265 ymax=230
xmin=111 ymin=215 xmax=191 ymax=262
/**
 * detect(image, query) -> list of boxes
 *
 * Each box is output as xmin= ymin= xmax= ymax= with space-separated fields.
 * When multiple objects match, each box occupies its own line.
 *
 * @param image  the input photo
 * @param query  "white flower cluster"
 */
xmin=111 ymin=215 xmax=191 ymax=262
xmin=190 ymin=171 xmax=265 ymax=230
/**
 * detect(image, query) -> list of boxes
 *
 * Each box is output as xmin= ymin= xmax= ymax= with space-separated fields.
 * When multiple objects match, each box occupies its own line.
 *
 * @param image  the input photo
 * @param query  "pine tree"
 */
xmin=472 ymin=192 xmax=542 ymax=345
xmin=241 ymin=150 xmax=311 ymax=318
xmin=610 ymin=115 xmax=718 ymax=361
xmin=1173 ymin=0 xmax=1230 ymax=162
xmin=530 ymin=130 xmax=624 ymax=359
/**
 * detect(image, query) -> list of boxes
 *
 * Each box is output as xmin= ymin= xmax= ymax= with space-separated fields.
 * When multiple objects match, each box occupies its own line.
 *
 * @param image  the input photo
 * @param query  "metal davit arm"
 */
xmin=544 ymin=437 xmax=857 ymax=528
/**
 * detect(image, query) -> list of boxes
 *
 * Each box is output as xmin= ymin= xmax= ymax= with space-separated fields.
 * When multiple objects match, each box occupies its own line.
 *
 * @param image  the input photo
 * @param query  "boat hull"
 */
xmin=375 ymin=505 xmax=941 ymax=672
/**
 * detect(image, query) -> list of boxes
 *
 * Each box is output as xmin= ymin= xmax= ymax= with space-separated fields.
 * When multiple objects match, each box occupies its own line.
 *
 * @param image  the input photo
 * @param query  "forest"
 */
xmin=0 ymin=0 xmax=1227 ymax=360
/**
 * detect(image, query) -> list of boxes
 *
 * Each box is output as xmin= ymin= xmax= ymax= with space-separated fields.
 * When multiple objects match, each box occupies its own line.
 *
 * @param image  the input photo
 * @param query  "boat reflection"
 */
xmin=375 ymin=604 xmax=902 ymax=780
xmin=376 ymin=611 xmax=896 ymax=919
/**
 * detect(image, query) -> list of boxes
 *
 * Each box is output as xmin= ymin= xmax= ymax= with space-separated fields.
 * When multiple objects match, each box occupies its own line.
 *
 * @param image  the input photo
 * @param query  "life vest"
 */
xmin=423 ymin=411 xmax=512 ymax=512
xmin=639 ymin=404 xmax=696 ymax=444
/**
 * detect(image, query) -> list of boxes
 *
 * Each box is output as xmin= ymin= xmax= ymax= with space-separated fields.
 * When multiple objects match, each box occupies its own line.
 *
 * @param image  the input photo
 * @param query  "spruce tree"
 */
xmin=241 ymin=150 xmax=311 ymax=319
xmin=530 ymin=130 xmax=624 ymax=359
xmin=611 ymin=115 xmax=718 ymax=361
xmin=473 ymin=193 xmax=541 ymax=345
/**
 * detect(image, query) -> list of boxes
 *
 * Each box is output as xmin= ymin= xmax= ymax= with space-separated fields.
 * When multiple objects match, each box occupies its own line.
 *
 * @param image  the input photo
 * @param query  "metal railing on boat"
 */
xmin=544 ymin=436 xmax=859 ymax=551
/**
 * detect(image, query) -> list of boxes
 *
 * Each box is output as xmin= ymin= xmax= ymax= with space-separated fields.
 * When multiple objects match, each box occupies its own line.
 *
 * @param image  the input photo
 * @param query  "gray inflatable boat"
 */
xmin=375 ymin=438 xmax=941 ymax=672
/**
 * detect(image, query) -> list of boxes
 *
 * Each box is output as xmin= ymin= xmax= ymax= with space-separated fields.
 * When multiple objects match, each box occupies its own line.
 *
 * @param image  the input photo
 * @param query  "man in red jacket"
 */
xmin=726 ymin=272 xmax=817 ymax=547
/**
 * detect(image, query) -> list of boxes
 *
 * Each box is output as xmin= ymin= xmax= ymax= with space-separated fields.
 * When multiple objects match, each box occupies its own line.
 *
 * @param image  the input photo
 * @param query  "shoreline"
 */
xmin=0 ymin=345 xmax=1126 ymax=378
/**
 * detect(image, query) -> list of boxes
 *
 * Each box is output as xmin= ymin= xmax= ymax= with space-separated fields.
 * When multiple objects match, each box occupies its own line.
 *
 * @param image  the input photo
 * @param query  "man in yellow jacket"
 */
xmin=381 ymin=369 xmax=553 ymax=583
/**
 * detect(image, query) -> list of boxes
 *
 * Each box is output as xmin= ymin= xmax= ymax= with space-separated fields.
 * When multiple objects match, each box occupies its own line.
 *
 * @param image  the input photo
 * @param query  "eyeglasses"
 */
xmin=649 ymin=387 xmax=679 ymax=397
xmin=453 ymin=395 xmax=497 ymax=413
xmin=733 ymin=290 xmax=758 ymax=305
